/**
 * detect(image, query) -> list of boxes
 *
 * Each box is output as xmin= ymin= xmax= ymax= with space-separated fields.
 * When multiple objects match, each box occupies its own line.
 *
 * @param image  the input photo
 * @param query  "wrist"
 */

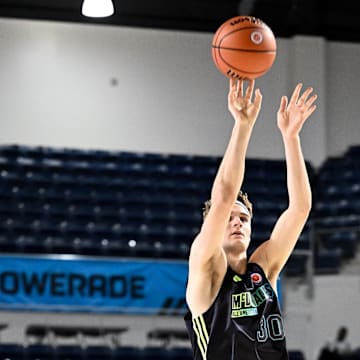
xmin=234 ymin=120 xmax=255 ymax=132
xmin=281 ymin=133 xmax=300 ymax=142
xmin=233 ymin=124 xmax=254 ymax=144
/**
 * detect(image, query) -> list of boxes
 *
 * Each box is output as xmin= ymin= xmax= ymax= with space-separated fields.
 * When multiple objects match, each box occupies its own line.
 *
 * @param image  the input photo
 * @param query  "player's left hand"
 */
xmin=277 ymin=83 xmax=317 ymax=139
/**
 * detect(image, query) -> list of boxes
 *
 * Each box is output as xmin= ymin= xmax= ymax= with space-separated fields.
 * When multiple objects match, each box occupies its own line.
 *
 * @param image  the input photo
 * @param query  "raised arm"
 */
xmin=251 ymin=83 xmax=317 ymax=285
xmin=186 ymin=79 xmax=262 ymax=316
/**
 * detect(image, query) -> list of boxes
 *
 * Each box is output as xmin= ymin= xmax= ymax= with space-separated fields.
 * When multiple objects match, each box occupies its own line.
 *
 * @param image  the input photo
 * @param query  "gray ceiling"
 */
xmin=0 ymin=0 xmax=359 ymax=43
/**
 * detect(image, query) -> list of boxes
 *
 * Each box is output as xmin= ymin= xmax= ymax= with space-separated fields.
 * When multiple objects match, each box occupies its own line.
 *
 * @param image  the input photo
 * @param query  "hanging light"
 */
xmin=81 ymin=0 xmax=115 ymax=18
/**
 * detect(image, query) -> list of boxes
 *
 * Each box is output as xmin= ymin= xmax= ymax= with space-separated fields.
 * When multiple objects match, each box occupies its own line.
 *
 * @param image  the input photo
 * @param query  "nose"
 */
xmin=232 ymin=216 xmax=242 ymax=227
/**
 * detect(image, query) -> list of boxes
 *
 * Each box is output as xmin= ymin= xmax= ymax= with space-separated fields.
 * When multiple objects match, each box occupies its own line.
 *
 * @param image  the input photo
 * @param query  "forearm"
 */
xmin=283 ymin=135 xmax=312 ymax=212
xmin=208 ymin=79 xmax=262 ymax=205
xmin=211 ymin=123 xmax=253 ymax=203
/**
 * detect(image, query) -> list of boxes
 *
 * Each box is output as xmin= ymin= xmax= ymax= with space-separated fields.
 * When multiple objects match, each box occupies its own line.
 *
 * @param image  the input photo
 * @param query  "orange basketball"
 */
xmin=212 ymin=16 xmax=277 ymax=79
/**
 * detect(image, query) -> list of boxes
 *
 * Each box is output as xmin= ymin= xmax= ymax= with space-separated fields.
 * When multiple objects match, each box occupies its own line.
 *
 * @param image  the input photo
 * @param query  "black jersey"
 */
xmin=184 ymin=263 xmax=288 ymax=360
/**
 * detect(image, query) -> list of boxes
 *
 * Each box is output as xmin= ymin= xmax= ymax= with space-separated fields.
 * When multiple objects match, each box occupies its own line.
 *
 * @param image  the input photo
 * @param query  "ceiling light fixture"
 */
xmin=81 ymin=0 xmax=115 ymax=18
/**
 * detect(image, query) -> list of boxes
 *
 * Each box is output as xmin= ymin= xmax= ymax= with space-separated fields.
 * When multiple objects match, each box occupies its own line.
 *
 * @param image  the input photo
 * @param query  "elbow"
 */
xmin=300 ymin=207 xmax=312 ymax=220
xmin=300 ymin=198 xmax=312 ymax=214
xmin=290 ymin=193 xmax=312 ymax=215
xmin=303 ymin=196 xmax=312 ymax=214
xmin=288 ymin=199 xmax=312 ymax=219
xmin=293 ymin=204 xmax=312 ymax=219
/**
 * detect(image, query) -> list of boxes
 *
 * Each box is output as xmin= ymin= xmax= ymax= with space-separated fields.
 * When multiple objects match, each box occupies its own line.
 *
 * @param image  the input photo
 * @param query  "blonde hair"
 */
xmin=202 ymin=190 xmax=253 ymax=219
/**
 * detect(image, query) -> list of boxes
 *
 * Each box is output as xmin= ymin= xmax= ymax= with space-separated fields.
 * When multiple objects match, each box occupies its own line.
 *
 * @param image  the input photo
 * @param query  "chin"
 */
xmin=224 ymin=241 xmax=248 ymax=254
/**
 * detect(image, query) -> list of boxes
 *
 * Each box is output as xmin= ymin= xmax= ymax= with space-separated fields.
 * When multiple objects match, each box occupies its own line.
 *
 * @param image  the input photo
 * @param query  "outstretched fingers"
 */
xmin=236 ymin=78 xmax=244 ymax=98
xmin=229 ymin=78 xmax=236 ymax=94
xmin=289 ymin=83 xmax=303 ymax=105
xmin=304 ymin=102 xmax=317 ymax=119
xmin=253 ymin=88 xmax=263 ymax=109
xmin=297 ymin=87 xmax=314 ymax=106
xmin=278 ymin=95 xmax=288 ymax=113
xmin=230 ymin=78 xmax=256 ymax=101
xmin=305 ymin=93 xmax=317 ymax=109
xmin=244 ymin=79 xmax=255 ymax=102
xmin=302 ymin=91 xmax=317 ymax=120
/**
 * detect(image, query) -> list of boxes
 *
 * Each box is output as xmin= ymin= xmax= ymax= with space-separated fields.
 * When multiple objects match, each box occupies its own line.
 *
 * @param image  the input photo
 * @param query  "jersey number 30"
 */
xmin=257 ymin=314 xmax=285 ymax=342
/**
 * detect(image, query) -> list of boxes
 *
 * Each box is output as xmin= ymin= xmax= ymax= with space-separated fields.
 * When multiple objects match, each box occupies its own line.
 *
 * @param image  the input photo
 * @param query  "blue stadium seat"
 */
xmin=152 ymin=240 xmax=190 ymax=260
xmin=0 ymin=234 xmax=16 ymax=253
xmin=165 ymin=225 xmax=196 ymax=244
xmin=83 ymin=345 xmax=113 ymax=360
xmin=288 ymin=350 xmax=306 ymax=360
xmin=255 ymin=199 xmax=286 ymax=213
xmin=55 ymin=345 xmax=85 ymax=360
xmin=99 ymin=238 xmax=130 ymax=257
xmin=167 ymin=347 xmax=193 ymax=360
xmin=24 ymin=344 xmax=55 ymax=360
xmin=42 ymin=235 xmax=75 ymax=255
xmin=71 ymin=237 xmax=101 ymax=256
xmin=317 ymin=214 xmax=359 ymax=229
xmin=315 ymin=250 xmax=342 ymax=275
xmin=112 ymin=346 xmax=141 ymax=360
xmin=336 ymin=199 xmax=357 ymax=215
xmin=0 ymin=145 xmax=43 ymax=161
xmin=345 ymin=144 xmax=360 ymax=160
xmin=0 ymin=343 xmax=25 ymax=360
xmin=128 ymin=239 xmax=156 ymax=258
xmin=324 ymin=231 xmax=358 ymax=259
xmin=314 ymin=199 xmax=339 ymax=217
xmin=295 ymin=232 xmax=311 ymax=250
xmin=348 ymin=182 xmax=360 ymax=197
xmin=285 ymin=254 xmax=307 ymax=277
xmin=14 ymin=234 xmax=47 ymax=254
xmin=141 ymin=346 xmax=170 ymax=360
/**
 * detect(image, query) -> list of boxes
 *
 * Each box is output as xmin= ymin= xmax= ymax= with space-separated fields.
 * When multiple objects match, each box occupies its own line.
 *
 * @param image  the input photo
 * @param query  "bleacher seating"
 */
xmin=0 ymin=343 xmax=24 ymax=360
xmin=288 ymin=350 xmax=306 ymax=360
xmin=54 ymin=345 xmax=84 ymax=360
xmin=0 ymin=343 xmax=311 ymax=360
xmin=111 ymin=346 xmax=142 ymax=360
xmin=313 ymin=145 xmax=360 ymax=273
xmin=0 ymin=144 xmax=359 ymax=276
xmin=82 ymin=346 xmax=113 ymax=360
xmin=24 ymin=344 xmax=54 ymax=360
xmin=0 ymin=144 xmax=289 ymax=260
xmin=25 ymin=324 xmax=129 ymax=348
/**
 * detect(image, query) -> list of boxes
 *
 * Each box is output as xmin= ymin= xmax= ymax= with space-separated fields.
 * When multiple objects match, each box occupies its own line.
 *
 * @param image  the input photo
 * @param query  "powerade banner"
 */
xmin=0 ymin=255 xmax=188 ymax=315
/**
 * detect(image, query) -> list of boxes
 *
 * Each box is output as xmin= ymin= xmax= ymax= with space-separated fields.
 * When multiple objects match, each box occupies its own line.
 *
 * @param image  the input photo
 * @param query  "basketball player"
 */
xmin=185 ymin=78 xmax=317 ymax=360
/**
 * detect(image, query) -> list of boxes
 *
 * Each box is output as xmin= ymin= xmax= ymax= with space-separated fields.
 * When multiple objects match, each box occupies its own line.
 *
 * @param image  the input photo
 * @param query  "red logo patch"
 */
xmin=251 ymin=273 xmax=262 ymax=284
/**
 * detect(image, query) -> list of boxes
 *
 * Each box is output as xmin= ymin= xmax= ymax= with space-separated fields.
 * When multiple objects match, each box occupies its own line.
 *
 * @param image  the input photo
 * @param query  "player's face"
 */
xmin=223 ymin=203 xmax=251 ymax=251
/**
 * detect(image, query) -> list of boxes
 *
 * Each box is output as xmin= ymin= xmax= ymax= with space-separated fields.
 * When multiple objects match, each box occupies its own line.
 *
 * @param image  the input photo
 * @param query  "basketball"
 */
xmin=212 ymin=16 xmax=277 ymax=79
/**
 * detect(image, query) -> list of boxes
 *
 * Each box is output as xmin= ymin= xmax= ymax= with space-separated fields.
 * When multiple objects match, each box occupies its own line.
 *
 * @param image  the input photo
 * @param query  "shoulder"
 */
xmin=246 ymin=262 xmax=279 ymax=294
xmin=186 ymin=250 xmax=228 ymax=318
xmin=246 ymin=261 xmax=267 ymax=279
xmin=248 ymin=241 xmax=280 ymax=288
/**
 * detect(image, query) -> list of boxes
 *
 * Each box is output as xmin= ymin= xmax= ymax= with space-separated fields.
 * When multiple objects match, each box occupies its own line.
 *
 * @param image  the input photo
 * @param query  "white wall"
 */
xmin=326 ymin=41 xmax=360 ymax=157
xmin=0 ymin=18 xmax=239 ymax=157
xmin=284 ymin=275 xmax=360 ymax=360
xmin=2 ymin=18 xmax=359 ymax=167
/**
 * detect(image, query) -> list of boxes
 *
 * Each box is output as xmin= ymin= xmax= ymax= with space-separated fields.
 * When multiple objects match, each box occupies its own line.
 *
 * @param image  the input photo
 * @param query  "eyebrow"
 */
xmin=230 ymin=211 xmax=250 ymax=218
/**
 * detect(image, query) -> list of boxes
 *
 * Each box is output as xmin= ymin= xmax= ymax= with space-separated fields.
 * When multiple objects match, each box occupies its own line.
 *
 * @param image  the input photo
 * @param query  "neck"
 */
xmin=226 ymin=251 xmax=248 ymax=274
